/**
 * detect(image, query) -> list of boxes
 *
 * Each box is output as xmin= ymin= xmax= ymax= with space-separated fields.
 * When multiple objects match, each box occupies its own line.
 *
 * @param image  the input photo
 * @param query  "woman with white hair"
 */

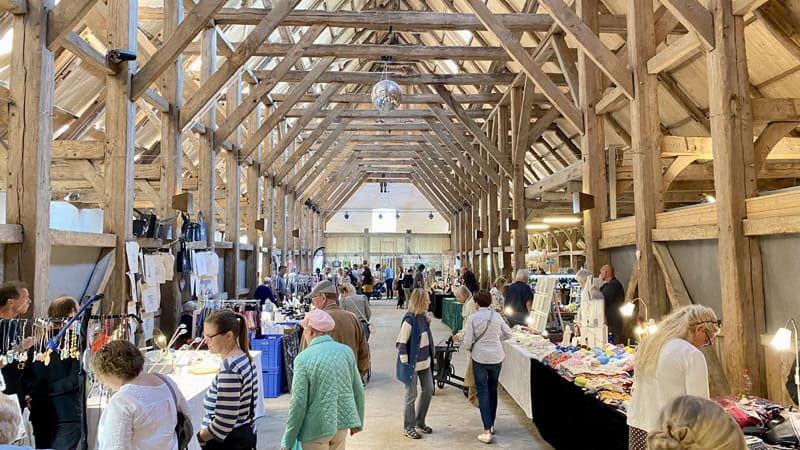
xmin=340 ymin=283 xmax=373 ymax=342
xmin=503 ymin=270 xmax=533 ymax=327
xmin=281 ymin=309 xmax=365 ymax=450
xmin=627 ymin=304 xmax=720 ymax=450
xmin=648 ymin=395 xmax=746 ymax=450
xmin=0 ymin=394 xmax=31 ymax=449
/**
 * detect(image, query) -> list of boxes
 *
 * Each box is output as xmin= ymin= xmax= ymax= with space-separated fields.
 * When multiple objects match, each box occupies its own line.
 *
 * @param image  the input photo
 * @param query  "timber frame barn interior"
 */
xmin=1 ymin=0 xmax=800 ymax=407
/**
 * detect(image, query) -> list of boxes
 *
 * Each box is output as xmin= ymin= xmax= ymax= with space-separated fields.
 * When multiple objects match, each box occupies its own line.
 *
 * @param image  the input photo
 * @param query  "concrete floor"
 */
xmin=256 ymin=301 xmax=553 ymax=449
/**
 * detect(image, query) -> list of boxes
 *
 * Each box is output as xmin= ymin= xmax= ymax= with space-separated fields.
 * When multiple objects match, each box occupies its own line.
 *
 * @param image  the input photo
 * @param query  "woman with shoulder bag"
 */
xmin=197 ymin=310 xmax=259 ymax=450
xmin=91 ymin=340 xmax=190 ymax=450
xmin=462 ymin=290 xmax=513 ymax=444
xmin=340 ymin=283 xmax=374 ymax=342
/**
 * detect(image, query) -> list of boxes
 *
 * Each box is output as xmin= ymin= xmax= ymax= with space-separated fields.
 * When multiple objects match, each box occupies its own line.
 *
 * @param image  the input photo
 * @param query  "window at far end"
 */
xmin=371 ymin=209 xmax=397 ymax=233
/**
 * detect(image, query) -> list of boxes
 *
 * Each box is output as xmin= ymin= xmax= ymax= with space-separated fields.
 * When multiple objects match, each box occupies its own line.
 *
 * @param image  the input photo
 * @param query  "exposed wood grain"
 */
xmin=0 ymin=0 xmax=26 ymax=14
xmin=647 ymin=32 xmax=702 ymax=74
xmin=660 ymin=0 xmax=715 ymax=50
xmin=180 ymin=0 xmax=300 ymax=128
xmin=50 ymin=230 xmax=117 ymax=247
xmin=130 ymin=0 xmax=227 ymax=100
xmin=651 ymin=224 xmax=718 ymax=241
xmin=464 ymin=0 xmax=583 ymax=131
xmin=47 ymin=0 xmax=99 ymax=49
xmin=523 ymin=162 xmax=582 ymax=197
xmin=540 ymin=0 xmax=633 ymax=99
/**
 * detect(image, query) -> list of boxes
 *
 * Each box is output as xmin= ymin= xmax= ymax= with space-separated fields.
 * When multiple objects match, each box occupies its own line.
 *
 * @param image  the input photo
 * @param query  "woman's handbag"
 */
xmin=155 ymin=374 xmax=193 ymax=450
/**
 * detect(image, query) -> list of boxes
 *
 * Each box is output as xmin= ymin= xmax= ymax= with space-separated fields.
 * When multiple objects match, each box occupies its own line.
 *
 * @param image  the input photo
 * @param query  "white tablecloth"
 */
xmin=499 ymin=340 xmax=533 ymax=419
xmin=88 ymin=350 xmax=266 ymax=450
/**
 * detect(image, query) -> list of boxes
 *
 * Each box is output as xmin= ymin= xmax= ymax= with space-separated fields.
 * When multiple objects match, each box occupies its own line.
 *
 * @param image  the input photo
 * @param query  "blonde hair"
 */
xmin=0 ymin=395 xmax=20 ymax=444
xmin=635 ymin=304 xmax=719 ymax=378
xmin=340 ymin=283 xmax=356 ymax=297
xmin=408 ymin=288 xmax=429 ymax=315
xmin=515 ymin=269 xmax=530 ymax=283
xmin=454 ymin=285 xmax=471 ymax=303
xmin=647 ymin=396 xmax=746 ymax=450
xmin=493 ymin=276 xmax=507 ymax=291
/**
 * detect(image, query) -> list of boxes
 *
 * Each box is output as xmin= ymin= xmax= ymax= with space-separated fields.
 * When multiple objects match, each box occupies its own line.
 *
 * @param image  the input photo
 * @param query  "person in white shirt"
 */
xmin=461 ymin=290 xmax=513 ymax=444
xmin=627 ymin=304 xmax=720 ymax=450
xmin=92 ymin=340 xmax=189 ymax=450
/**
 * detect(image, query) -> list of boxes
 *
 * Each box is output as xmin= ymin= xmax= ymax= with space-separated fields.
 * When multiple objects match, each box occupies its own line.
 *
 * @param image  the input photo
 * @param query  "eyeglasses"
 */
xmin=203 ymin=332 xmax=221 ymax=340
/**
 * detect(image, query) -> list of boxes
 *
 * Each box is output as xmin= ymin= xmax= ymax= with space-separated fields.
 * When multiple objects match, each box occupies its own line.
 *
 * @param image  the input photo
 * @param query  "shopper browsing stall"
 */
xmin=648 ymin=395 xmax=746 ymax=450
xmin=197 ymin=310 xmax=258 ymax=450
xmin=281 ymin=309 xmax=365 ymax=450
xmin=627 ymin=304 xmax=720 ymax=450
xmin=0 ymin=282 xmax=34 ymax=402
xmin=91 ymin=340 xmax=189 ymax=450
xmin=340 ymin=283 xmax=373 ymax=342
xmin=462 ymin=290 xmax=513 ymax=444
xmin=396 ymin=288 xmax=435 ymax=440
xmin=23 ymin=295 xmax=82 ymax=450
xmin=504 ymin=270 xmax=533 ymax=327
xmin=0 ymin=394 xmax=31 ymax=450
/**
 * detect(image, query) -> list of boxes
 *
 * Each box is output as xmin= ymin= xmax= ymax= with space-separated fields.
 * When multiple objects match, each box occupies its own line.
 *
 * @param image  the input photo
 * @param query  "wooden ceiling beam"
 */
xmin=422 ymin=130 xmax=490 ymax=192
xmin=539 ymin=0 xmax=633 ymax=99
xmin=273 ymin=112 xmax=349 ymax=182
xmin=184 ymin=42 xmax=549 ymax=61
xmin=426 ymin=111 xmax=502 ymax=186
xmin=214 ymin=24 xmax=326 ymax=145
xmin=241 ymin=58 xmax=336 ymax=159
xmin=283 ymin=108 xmax=492 ymax=120
xmin=294 ymin=143 xmax=356 ymax=198
xmin=524 ymin=161 xmax=582 ymax=198
xmin=130 ymin=0 xmax=228 ymax=100
xmin=659 ymin=0 xmax=715 ymax=50
xmin=138 ymin=8 xmax=630 ymax=33
xmin=47 ymin=0 xmax=100 ymax=49
xmin=250 ymin=70 xmax=531 ymax=85
xmin=0 ymin=0 xmax=26 ymax=14
xmin=269 ymin=93 xmax=506 ymax=104
xmin=179 ymin=0 xmax=300 ymax=129
xmin=464 ymin=0 xmax=583 ymax=131
xmin=661 ymin=135 xmax=800 ymax=159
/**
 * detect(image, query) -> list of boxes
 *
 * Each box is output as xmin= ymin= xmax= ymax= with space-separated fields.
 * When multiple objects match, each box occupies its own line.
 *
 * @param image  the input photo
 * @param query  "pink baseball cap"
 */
xmin=301 ymin=308 xmax=335 ymax=332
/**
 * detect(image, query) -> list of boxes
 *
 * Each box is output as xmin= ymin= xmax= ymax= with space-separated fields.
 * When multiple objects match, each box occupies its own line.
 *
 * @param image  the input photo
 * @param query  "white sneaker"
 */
xmin=477 ymin=432 xmax=493 ymax=444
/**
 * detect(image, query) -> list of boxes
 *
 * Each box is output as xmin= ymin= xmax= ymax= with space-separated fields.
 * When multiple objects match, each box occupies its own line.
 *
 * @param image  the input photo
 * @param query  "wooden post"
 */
xmin=627 ymin=0 xmax=668 ymax=318
xmin=245 ymin=83 xmax=262 ymax=292
xmin=275 ymin=183 xmax=286 ymax=265
xmin=198 ymin=26 xmax=216 ymax=249
xmin=510 ymin=85 xmax=528 ymax=271
xmin=103 ymin=0 xmax=137 ymax=314
xmin=498 ymin=106 xmax=513 ymax=278
xmin=706 ymin=0 xmax=766 ymax=395
xmin=224 ymin=74 xmax=242 ymax=298
xmin=577 ymin=0 xmax=609 ymax=273
xmin=287 ymin=192 xmax=296 ymax=271
xmin=6 ymin=0 xmax=55 ymax=315
xmin=159 ymin=0 xmax=184 ymax=332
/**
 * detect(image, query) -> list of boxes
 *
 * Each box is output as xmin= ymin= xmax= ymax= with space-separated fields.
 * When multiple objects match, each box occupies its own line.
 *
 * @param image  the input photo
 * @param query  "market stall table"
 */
xmin=431 ymin=292 xmax=451 ymax=319
xmin=499 ymin=340 xmax=533 ymax=418
xmin=441 ymin=298 xmax=464 ymax=333
xmin=86 ymin=350 xmax=266 ymax=450
xmin=530 ymin=359 xmax=628 ymax=450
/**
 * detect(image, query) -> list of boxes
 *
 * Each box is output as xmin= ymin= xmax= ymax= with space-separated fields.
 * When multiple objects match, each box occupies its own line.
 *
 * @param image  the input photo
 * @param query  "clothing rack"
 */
xmin=193 ymin=299 xmax=261 ymax=338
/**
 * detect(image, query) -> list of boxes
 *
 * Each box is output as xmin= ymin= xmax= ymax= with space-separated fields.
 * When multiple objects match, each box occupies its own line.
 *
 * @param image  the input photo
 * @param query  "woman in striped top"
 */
xmin=197 ymin=310 xmax=258 ymax=450
xmin=395 ymin=288 xmax=435 ymax=440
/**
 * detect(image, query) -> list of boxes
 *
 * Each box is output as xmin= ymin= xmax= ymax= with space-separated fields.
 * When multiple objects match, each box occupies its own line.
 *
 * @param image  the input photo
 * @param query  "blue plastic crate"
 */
xmin=252 ymin=335 xmax=283 ymax=369
xmin=262 ymin=367 xmax=282 ymax=398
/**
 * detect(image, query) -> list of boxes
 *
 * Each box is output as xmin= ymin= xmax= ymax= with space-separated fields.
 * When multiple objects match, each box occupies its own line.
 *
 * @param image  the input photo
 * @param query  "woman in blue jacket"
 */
xmin=395 ymin=288 xmax=434 ymax=440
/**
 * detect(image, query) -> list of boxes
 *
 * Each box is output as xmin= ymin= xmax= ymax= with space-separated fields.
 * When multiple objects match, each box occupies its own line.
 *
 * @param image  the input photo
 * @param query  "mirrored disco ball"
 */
xmin=371 ymin=79 xmax=402 ymax=112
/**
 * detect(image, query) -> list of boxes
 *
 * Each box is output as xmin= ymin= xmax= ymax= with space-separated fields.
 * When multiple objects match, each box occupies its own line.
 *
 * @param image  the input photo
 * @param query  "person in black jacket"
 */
xmin=24 ymin=295 xmax=82 ymax=450
xmin=461 ymin=267 xmax=479 ymax=294
xmin=600 ymin=265 xmax=626 ymax=344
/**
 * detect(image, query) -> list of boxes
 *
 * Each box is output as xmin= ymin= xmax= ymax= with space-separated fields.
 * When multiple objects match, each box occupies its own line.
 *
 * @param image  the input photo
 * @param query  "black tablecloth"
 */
xmin=530 ymin=359 xmax=629 ymax=450
xmin=432 ymin=294 xmax=451 ymax=319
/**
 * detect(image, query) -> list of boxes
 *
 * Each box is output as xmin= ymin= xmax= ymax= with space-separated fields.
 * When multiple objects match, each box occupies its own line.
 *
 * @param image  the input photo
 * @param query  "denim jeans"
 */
xmin=403 ymin=367 xmax=434 ymax=430
xmin=472 ymin=360 xmax=502 ymax=430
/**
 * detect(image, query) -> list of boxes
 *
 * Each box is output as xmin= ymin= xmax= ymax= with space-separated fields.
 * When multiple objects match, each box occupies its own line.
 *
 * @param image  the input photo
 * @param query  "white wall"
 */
xmin=325 ymin=183 xmax=449 ymax=233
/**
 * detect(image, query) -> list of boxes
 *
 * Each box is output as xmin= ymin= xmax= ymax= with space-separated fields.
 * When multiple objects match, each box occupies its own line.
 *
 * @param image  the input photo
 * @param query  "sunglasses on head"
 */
xmin=696 ymin=319 xmax=722 ymax=328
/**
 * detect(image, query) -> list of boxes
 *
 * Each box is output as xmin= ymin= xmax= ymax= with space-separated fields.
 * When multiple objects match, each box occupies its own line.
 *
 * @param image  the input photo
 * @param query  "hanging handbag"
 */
xmin=176 ymin=239 xmax=191 ymax=273
xmin=197 ymin=211 xmax=207 ymax=242
xmin=155 ymin=374 xmax=193 ymax=450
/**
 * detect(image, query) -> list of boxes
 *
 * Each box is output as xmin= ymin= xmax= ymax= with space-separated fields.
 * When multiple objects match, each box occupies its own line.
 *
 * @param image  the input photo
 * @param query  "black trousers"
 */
xmin=200 ymin=425 xmax=257 ymax=450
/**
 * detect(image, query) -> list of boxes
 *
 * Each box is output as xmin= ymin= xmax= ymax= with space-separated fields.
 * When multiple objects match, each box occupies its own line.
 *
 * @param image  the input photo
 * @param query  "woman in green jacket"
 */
xmin=281 ymin=309 xmax=365 ymax=450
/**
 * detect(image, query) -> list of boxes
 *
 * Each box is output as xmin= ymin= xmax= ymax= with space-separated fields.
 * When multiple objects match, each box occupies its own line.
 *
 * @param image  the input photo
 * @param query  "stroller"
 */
xmin=432 ymin=336 xmax=468 ymax=396
xmin=369 ymin=281 xmax=385 ymax=300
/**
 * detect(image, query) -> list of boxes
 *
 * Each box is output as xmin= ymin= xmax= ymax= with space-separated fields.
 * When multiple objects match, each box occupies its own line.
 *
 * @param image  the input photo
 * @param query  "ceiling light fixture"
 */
xmin=344 ymin=212 xmax=350 ymax=220
xmin=541 ymin=216 xmax=581 ymax=224
xmin=525 ymin=224 xmax=550 ymax=230
xmin=428 ymin=212 xmax=434 ymax=220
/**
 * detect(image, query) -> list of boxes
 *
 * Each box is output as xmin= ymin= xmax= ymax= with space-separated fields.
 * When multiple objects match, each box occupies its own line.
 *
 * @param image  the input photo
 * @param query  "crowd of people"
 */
xmin=0 ymin=262 xmax=753 ymax=450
